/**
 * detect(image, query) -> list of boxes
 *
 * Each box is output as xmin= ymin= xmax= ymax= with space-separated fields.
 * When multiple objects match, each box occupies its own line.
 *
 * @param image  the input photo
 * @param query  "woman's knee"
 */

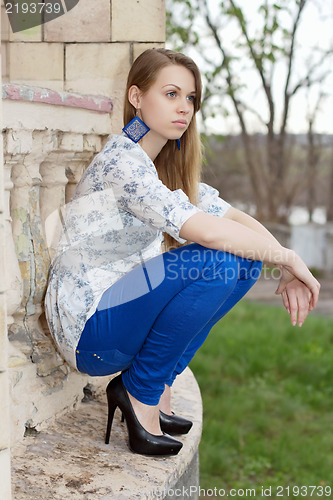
xmin=210 ymin=253 xmax=262 ymax=285
xmin=165 ymin=244 xmax=262 ymax=286
xmin=238 ymin=258 xmax=263 ymax=283
xmin=201 ymin=250 xmax=241 ymax=285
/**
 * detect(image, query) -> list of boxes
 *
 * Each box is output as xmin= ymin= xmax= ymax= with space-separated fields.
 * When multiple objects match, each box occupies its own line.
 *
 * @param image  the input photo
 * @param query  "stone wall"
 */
xmin=0 ymin=9 xmax=13 ymax=497
xmin=3 ymin=89 xmax=114 ymax=448
xmin=0 ymin=2 xmax=202 ymax=499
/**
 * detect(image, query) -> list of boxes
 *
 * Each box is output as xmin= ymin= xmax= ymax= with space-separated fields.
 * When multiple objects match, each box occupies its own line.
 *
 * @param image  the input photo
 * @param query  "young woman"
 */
xmin=45 ymin=49 xmax=320 ymax=457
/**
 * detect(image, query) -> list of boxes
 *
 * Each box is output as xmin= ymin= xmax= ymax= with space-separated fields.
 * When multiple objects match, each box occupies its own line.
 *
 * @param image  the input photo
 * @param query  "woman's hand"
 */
xmin=280 ymin=278 xmax=313 ymax=326
xmin=275 ymin=264 xmax=320 ymax=324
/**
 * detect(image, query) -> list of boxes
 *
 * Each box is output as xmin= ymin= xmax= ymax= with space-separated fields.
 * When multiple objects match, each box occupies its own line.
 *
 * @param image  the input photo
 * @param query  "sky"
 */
xmin=166 ymin=0 xmax=333 ymax=135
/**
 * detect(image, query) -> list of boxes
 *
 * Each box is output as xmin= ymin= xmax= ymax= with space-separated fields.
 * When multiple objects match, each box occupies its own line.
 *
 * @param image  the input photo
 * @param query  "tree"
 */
xmin=167 ymin=0 xmax=333 ymax=222
xmin=305 ymin=89 xmax=325 ymax=222
xmin=327 ymin=150 xmax=333 ymax=222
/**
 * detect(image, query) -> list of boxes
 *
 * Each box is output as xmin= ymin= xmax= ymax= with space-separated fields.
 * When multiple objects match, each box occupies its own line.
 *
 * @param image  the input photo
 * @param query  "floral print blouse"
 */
xmin=44 ymin=134 xmax=231 ymax=368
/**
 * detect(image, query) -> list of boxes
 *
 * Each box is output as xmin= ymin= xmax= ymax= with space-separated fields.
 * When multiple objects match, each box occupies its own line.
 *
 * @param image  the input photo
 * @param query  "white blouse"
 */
xmin=44 ymin=134 xmax=231 ymax=368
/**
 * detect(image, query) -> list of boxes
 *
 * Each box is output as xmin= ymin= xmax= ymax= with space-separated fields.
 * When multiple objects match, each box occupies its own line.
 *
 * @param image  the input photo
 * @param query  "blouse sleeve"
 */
xmin=101 ymin=141 xmax=202 ymax=244
xmin=197 ymin=182 xmax=231 ymax=217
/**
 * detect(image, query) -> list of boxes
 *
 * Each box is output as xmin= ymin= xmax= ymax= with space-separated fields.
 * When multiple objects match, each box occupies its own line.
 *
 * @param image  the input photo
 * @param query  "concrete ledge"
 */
xmin=11 ymin=368 xmax=202 ymax=499
xmin=2 ymin=84 xmax=113 ymax=135
xmin=2 ymin=84 xmax=113 ymax=113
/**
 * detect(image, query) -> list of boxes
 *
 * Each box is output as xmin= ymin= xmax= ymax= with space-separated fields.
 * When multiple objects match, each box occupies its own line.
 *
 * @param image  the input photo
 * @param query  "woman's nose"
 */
xmin=178 ymin=98 xmax=191 ymax=114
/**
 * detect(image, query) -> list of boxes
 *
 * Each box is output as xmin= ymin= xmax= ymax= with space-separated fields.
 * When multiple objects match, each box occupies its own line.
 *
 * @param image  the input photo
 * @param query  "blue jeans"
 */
xmin=76 ymin=244 xmax=262 ymax=405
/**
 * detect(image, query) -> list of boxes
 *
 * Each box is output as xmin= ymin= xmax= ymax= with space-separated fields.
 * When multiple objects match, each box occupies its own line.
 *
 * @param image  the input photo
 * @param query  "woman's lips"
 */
xmin=172 ymin=120 xmax=187 ymax=128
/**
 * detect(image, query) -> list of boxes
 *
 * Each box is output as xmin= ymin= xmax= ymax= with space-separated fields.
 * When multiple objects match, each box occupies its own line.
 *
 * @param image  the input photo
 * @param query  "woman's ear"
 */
xmin=128 ymin=85 xmax=142 ymax=109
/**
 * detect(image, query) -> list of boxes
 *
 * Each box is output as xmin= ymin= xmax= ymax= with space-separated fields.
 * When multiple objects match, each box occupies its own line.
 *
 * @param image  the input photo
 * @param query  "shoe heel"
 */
xmin=105 ymin=400 xmax=117 ymax=445
xmin=105 ymin=374 xmax=183 ymax=456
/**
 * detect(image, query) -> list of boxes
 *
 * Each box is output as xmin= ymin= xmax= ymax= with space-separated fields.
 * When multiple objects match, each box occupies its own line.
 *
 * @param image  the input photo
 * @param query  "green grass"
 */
xmin=189 ymin=301 xmax=333 ymax=494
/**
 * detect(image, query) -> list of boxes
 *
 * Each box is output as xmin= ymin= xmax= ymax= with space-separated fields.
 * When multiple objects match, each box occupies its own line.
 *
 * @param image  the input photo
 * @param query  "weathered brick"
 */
xmin=65 ymin=43 xmax=131 ymax=98
xmin=110 ymin=92 xmax=126 ymax=135
xmin=44 ymin=0 xmax=111 ymax=42
xmin=9 ymin=42 xmax=64 ymax=83
xmin=1 ymin=43 xmax=9 ymax=81
xmin=11 ymin=24 xmax=42 ymax=42
xmin=59 ymin=132 xmax=83 ymax=152
xmin=6 ymin=129 xmax=33 ymax=155
xmin=1 ymin=3 xmax=10 ymax=41
xmin=133 ymin=42 xmax=165 ymax=62
xmin=1 ymin=0 xmax=42 ymax=41
xmin=83 ymin=134 xmax=102 ymax=152
xmin=112 ymin=0 xmax=166 ymax=42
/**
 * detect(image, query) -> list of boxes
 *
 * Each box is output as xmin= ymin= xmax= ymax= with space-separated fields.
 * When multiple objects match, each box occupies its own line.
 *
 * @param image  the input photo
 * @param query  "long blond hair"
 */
xmin=123 ymin=48 xmax=203 ymax=250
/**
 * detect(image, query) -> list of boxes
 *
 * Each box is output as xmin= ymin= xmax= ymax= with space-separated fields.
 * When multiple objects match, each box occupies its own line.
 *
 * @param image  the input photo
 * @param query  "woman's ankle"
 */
xmin=159 ymin=385 xmax=172 ymax=415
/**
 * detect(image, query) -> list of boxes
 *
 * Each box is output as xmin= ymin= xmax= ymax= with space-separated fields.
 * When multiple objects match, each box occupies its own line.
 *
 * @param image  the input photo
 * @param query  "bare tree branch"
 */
xmin=229 ymin=0 xmax=275 ymax=134
xmin=280 ymin=0 xmax=307 ymax=135
xmin=289 ymin=51 xmax=333 ymax=97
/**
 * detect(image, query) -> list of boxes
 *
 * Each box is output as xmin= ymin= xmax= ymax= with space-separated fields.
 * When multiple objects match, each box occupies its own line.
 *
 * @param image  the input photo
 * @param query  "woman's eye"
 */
xmin=187 ymin=96 xmax=195 ymax=103
xmin=167 ymin=91 xmax=176 ymax=98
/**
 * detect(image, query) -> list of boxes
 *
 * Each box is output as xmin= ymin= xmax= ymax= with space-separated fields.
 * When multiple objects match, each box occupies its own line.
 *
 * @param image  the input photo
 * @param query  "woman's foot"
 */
xmin=126 ymin=391 xmax=162 ymax=435
xmin=158 ymin=384 xmax=193 ymax=435
xmin=105 ymin=374 xmax=182 ymax=455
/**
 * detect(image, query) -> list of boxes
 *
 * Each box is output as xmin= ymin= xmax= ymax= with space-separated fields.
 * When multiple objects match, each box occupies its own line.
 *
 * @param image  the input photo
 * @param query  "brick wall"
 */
xmin=1 ymin=0 xmax=166 ymax=132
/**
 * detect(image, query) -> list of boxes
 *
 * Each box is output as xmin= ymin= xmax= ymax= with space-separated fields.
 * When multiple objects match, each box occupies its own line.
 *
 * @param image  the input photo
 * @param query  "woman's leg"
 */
xmin=166 ymin=258 xmax=263 ymax=386
xmin=122 ymin=254 xmax=262 ymax=403
xmin=77 ymin=244 xmax=262 ymax=405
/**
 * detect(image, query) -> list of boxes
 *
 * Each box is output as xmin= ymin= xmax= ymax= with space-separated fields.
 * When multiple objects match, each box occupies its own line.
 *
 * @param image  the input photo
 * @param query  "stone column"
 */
xmin=9 ymin=130 xmax=49 ymax=316
xmin=40 ymin=150 xmax=69 ymax=259
xmin=40 ymin=133 xmax=95 ymax=256
xmin=3 ymin=157 xmax=23 ymax=325
xmin=8 ymin=130 xmax=65 ymax=376
xmin=65 ymin=134 xmax=102 ymax=202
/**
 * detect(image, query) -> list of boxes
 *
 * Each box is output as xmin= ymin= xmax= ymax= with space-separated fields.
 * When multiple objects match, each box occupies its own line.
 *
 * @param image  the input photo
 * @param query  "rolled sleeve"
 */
xmin=198 ymin=182 xmax=231 ymax=217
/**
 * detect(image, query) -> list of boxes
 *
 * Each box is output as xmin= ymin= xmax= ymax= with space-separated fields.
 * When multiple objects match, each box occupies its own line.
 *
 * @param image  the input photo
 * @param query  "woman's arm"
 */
xmin=180 ymin=210 xmax=292 ymax=266
xmin=223 ymin=207 xmax=320 ymax=323
xmin=179 ymin=211 xmax=320 ymax=311
xmin=223 ymin=207 xmax=281 ymax=245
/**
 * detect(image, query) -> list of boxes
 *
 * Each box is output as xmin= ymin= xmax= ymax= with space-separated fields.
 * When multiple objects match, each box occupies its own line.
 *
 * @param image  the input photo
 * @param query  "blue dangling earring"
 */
xmin=122 ymin=115 xmax=150 ymax=143
xmin=176 ymin=139 xmax=181 ymax=150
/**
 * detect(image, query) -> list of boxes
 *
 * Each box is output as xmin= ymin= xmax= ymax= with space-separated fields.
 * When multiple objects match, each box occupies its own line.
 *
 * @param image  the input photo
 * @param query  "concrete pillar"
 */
xmin=3 ymin=158 xmax=23 ymax=324
xmin=0 ymin=10 xmax=13 ymax=498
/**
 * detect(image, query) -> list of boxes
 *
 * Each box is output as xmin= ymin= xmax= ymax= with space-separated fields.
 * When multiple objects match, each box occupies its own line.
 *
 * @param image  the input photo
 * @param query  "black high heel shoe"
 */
xmin=159 ymin=411 xmax=193 ymax=435
xmin=121 ymin=410 xmax=193 ymax=435
xmin=105 ymin=374 xmax=183 ymax=456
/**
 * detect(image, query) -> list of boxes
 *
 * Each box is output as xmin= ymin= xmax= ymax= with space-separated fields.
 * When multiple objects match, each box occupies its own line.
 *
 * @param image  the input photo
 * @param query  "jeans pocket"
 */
xmin=76 ymin=349 xmax=133 ymax=376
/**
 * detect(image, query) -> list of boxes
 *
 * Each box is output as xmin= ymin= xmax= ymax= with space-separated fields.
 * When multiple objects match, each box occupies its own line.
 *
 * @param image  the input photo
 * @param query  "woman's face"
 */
xmin=136 ymin=64 xmax=196 ymax=144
